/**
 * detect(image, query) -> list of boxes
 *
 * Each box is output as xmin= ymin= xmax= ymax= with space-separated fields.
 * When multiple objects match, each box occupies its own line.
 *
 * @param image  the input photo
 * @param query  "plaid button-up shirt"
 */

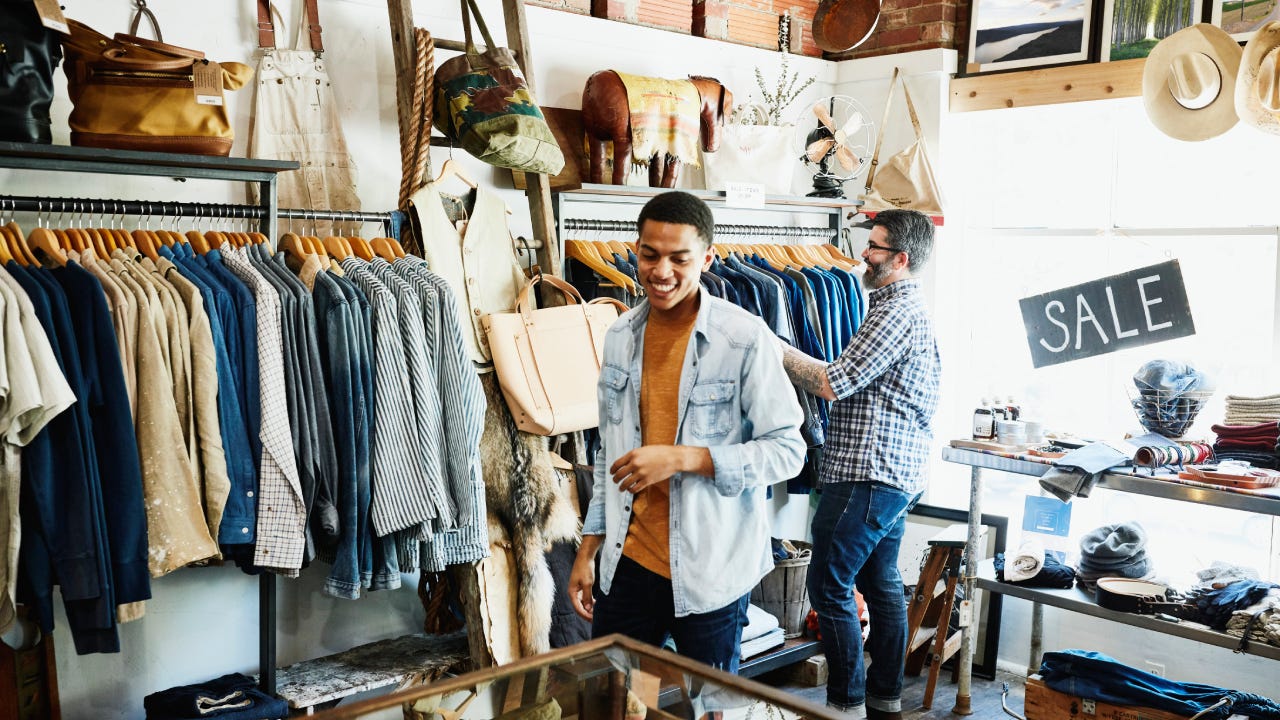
xmin=822 ymin=278 xmax=940 ymax=495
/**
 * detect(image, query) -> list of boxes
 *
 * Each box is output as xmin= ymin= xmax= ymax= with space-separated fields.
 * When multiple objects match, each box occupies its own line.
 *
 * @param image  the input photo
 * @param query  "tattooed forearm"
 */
xmin=781 ymin=343 xmax=837 ymax=401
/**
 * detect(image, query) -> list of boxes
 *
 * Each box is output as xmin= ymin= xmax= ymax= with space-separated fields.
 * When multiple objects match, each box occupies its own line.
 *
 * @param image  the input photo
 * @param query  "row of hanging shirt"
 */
xmin=0 ymin=214 xmax=487 ymax=655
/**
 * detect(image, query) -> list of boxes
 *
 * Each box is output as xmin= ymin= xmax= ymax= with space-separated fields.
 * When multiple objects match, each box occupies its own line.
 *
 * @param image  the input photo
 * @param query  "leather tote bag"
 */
xmin=433 ymin=0 xmax=564 ymax=175
xmin=61 ymin=18 xmax=252 ymax=155
xmin=0 ymin=0 xmax=63 ymax=144
xmin=482 ymin=274 xmax=626 ymax=436
xmin=860 ymin=67 xmax=944 ymax=218
xmin=702 ymin=104 xmax=797 ymax=195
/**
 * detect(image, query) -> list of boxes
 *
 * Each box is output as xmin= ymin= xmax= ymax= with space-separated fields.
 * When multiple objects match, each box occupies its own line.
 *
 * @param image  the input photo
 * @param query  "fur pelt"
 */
xmin=477 ymin=372 xmax=579 ymax=657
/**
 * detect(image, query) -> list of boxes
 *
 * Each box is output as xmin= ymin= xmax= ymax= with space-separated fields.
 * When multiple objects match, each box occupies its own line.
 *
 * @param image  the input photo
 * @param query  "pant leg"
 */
xmin=592 ymin=555 xmax=673 ymax=649
xmin=856 ymin=485 xmax=917 ymax=713
xmin=670 ymin=593 xmax=751 ymax=673
xmin=807 ymin=481 xmax=914 ymax=710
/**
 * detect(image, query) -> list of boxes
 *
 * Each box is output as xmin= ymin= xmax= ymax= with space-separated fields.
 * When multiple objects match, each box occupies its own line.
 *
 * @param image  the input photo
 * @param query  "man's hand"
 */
xmin=610 ymin=446 xmax=712 ymax=493
xmin=569 ymin=535 xmax=603 ymax=621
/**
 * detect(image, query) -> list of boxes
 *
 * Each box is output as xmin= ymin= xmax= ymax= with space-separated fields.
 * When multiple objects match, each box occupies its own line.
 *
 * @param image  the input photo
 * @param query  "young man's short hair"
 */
xmin=637 ymin=191 xmax=715 ymax=249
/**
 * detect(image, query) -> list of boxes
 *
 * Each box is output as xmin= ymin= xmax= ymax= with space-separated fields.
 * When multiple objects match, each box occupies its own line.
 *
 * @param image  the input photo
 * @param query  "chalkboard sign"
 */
xmin=1018 ymin=260 xmax=1194 ymax=368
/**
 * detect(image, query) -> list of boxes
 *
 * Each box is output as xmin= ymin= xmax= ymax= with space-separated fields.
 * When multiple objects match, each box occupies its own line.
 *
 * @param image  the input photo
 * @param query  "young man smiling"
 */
xmin=568 ymin=191 xmax=805 ymax=671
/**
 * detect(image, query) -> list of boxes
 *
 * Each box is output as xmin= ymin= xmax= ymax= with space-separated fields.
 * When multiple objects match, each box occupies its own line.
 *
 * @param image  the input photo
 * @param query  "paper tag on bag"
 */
xmin=193 ymin=61 xmax=225 ymax=106
xmin=32 ymin=0 xmax=70 ymax=34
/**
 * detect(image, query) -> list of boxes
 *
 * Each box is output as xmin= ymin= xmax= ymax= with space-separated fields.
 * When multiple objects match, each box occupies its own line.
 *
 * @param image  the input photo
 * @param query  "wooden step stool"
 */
xmin=903 ymin=523 xmax=984 ymax=709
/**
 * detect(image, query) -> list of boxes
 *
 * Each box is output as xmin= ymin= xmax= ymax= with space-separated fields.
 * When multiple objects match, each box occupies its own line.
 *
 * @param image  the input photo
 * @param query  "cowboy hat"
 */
xmin=1236 ymin=22 xmax=1280 ymax=135
xmin=1143 ymin=23 xmax=1242 ymax=141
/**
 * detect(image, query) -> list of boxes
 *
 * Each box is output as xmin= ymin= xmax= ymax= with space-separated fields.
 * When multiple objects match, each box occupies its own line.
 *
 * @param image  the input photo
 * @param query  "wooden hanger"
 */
xmin=0 ymin=228 xmax=12 ymax=265
xmin=322 ymin=235 xmax=353 ymax=260
xmin=433 ymin=157 xmax=477 ymax=189
xmin=278 ymin=232 xmax=312 ymax=264
xmin=565 ymin=239 xmax=635 ymax=292
xmin=371 ymin=236 xmax=405 ymax=261
xmin=348 ymin=235 xmax=375 ymax=261
xmin=606 ymin=239 xmax=630 ymax=257
xmin=29 ymin=227 xmax=67 ymax=267
xmin=5 ymin=222 xmax=38 ymax=266
xmin=182 ymin=229 xmax=210 ymax=255
xmin=819 ymin=243 xmax=859 ymax=268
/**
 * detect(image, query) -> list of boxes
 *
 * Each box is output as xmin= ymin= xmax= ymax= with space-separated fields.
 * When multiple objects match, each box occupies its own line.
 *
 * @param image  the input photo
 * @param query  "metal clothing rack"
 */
xmin=561 ymin=217 xmax=837 ymax=240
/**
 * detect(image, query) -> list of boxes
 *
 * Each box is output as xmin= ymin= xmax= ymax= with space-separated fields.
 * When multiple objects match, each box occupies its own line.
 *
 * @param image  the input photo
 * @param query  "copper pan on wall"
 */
xmin=812 ymin=0 xmax=881 ymax=53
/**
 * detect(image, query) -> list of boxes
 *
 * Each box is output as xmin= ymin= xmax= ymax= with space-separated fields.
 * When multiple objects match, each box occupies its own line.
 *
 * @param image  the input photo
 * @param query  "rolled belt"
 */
xmin=1094 ymin=577 xmax=1192 ymax=618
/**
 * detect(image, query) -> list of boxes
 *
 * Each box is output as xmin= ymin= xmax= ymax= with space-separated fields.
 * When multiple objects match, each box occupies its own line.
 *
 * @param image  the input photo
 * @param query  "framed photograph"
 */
xmin=1209 ymin=0 xmax=1277 ymax=41
xmin=967 ymin=0 xmax=1096 ymax=73
xmin=1100 ymin=0 xmax=1203 ymax=60
xmin=902 ymin=504 xmax=1008 ymax=680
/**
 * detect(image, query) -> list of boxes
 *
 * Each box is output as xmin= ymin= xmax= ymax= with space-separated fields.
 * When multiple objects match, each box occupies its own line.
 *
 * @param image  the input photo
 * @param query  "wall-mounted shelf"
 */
xmin=950 ymin=59 xmax=1146 ymax=113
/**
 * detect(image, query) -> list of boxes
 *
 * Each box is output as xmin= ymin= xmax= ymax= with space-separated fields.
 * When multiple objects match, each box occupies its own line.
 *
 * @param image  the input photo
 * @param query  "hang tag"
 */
xmin=957 ymin=599 xmax=973 ymax=628
xmin=725 ymin=181 xmax=766 ymax=208
xmin=32 ymin=0 xmax=70 ymax=34
xmin=193 ymin=61 xmax=225 ymax=106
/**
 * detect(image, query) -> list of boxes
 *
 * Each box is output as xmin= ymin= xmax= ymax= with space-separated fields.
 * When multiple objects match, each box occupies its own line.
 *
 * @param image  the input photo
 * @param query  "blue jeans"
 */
xmin=808 ymin=481 xmax=917 ymax=712
xmin=1040 ymin=650 xmax=1280 ymax=719
xmin=593 ymin=555 xmax=750 ymax=673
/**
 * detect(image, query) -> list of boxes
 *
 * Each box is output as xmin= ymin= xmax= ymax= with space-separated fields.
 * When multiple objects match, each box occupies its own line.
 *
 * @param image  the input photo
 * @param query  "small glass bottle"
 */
xmin=991 ymin=396 xmax=1009 ymax=422
xmin=1005 ymin=396 xmax=1021 ymax=421
xmin=973 ymin=398 xmax=996 ymax=440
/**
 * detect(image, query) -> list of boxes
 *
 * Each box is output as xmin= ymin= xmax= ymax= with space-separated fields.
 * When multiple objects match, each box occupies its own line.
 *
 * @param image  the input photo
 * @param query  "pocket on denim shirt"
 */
xmin=688 ymin=381 xmax=736 ymax=439
xmin=864 ymin=483 xmax=912 ymax=531
xmin=600 ymin=365 xmax=629 ymax=425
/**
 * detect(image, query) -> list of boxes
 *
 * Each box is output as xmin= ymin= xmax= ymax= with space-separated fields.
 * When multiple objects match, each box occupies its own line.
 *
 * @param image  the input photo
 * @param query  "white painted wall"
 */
xmin=4 ymin=0 xmax=1274 ymax=714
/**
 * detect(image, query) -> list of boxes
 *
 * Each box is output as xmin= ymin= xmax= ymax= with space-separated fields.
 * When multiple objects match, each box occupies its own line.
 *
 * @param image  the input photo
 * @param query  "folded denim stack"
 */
xmin=143 ymin=673 xmax=287 ymax=720
xmin=1224 ymin=393 xmax=1280 ymax=425
xmin=1210 ymin=421 xmax=1280 ymax=469
xmin=1076 ymin=522 xmax=1153 ymax=591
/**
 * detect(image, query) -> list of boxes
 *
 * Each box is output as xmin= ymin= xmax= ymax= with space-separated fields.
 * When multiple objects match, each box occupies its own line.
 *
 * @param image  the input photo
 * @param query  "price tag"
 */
xmin=32 ymin=0 xmax=70 ymax=34
xmin=193 ymin=60 xmax=225 ymax=106
xmin=957 ymin=599 xmax=973 ymax=628
xmin=725 ymin=181 xmax=766 ymax=208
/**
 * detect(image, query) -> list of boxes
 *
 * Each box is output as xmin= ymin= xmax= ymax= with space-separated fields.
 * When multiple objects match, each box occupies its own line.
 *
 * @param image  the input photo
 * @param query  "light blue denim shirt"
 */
xmin=583 ymin=287 xmax=805 ymax=616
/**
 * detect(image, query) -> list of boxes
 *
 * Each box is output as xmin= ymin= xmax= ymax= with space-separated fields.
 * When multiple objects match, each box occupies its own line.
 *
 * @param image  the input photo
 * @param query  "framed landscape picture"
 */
xmin=1210 ymin=0 xmax=1278 ymax=41
xmin=1100 ymin=0 xmax=1202 ymax=61
xmin=967 ymin=0 xmax=1096 ymax=73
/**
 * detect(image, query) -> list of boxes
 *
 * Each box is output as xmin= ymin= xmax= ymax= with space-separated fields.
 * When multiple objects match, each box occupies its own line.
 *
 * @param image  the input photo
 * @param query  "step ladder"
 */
xmin=904 ymin=523 xmax=984 ymax=709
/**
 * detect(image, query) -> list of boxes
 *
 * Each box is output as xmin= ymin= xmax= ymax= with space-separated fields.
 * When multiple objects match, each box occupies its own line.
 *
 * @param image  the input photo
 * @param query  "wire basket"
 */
xmin=1126 ymin=387 xmax=1213 ymax=438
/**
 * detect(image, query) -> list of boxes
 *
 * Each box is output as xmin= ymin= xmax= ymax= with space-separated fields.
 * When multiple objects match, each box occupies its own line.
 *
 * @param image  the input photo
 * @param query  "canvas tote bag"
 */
xmin=702 ymin=104 xmax=797 ymax=195
xmin=860 ymin=67 xmax=944 ymax=218
xmin=482 ymin=274 xmax=626 ymax=436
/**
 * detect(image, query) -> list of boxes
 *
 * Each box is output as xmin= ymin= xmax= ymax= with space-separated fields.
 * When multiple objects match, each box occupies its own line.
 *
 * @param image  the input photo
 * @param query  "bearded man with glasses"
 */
xmin=779 ymin=209 xmax=942 ymax=720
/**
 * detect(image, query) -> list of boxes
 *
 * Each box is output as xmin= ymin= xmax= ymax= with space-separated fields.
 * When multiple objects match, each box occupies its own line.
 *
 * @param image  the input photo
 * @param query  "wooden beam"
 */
xmin=501 ymin=0 xmax=563 ymax=279
xmin=950 ymin=59 xmax=1146 ymax=113
xmin=387 ymin=0 xmax=420 ymax=192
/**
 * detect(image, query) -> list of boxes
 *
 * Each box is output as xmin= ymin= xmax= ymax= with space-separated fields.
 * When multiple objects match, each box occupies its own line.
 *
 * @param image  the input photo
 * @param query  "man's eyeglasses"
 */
xmin=865 ymin=241 xmax=904 ymax=255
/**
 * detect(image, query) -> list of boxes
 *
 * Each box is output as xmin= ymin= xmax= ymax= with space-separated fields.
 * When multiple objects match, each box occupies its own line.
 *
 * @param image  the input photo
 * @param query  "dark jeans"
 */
xmin=808 ymin=481 xmax=917 ymax=712
xmin=593 ymin=555 xmax=750 ymax=673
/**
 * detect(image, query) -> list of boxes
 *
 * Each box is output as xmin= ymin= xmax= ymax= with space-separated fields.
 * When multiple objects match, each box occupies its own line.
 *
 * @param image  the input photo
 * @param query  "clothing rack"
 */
xmin=561 ymin=217 xmax=837 ymax=240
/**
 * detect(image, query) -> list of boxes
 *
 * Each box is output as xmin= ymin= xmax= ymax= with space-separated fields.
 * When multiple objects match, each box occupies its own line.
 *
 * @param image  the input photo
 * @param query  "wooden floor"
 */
xmin=759 ymin=663 xmax=1027 ymax=720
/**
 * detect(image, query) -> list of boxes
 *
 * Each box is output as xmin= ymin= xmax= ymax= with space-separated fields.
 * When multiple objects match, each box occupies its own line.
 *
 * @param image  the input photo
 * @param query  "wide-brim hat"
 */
xmin=1143 ymin=23 xmax=1243 ymax=141
xmin=1236 ymin=22 xmax=1280 ymax=135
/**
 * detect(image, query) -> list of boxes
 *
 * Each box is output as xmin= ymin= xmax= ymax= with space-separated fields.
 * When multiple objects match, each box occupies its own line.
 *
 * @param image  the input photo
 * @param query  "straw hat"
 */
xmin=1143 ymin=23 xmax=1243 ymax=141
xmin=1236 ymin=22 xmax=1280 ymax=135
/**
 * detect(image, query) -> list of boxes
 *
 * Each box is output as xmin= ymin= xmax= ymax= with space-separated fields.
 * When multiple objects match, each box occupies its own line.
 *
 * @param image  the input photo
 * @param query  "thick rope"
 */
xmin=398 ymin=28 xmax=434 ymax=213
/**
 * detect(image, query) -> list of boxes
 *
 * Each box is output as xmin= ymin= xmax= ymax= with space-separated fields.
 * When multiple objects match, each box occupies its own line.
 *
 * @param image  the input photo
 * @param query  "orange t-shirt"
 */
xmin=623 ymin=309 xmax=696 ymax=579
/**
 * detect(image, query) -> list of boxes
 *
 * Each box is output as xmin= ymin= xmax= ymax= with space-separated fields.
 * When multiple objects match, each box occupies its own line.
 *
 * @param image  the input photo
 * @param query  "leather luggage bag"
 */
xmin=61 ymin=19 xmax=252 ymax=155
xmin=860 ymin=67 xmax=944 ymax=218
xmin=482 ymin=274 xmax=626 ymax=436
xmin=0 ymin=0 xmax=63 ymax=144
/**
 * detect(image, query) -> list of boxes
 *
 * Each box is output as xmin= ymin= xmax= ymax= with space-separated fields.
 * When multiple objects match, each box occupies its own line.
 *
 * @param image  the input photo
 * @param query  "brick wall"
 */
xmin=527 ymin=0 xmax=969 ymax=60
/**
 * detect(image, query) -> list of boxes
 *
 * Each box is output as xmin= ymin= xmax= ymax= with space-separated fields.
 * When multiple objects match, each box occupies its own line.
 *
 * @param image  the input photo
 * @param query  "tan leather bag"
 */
xmin=62 ymin=19 xmax=252 ymax=156
xmin=860 ymin=67 xmax=944 ymax=218
xmin=482 ymin=274 xmax=626 ymax=436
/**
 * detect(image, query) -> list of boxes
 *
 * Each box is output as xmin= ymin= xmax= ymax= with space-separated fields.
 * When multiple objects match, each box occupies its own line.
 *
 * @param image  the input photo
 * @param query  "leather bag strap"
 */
xmin=99 ymin=46 xmax=199 ymax=71
xmin=516 ymin=274 xmax=586 ymax=318
xmin=128 ymin=0 xmax=163 ymax=42
xmin=865 ymin=66 xmax=900 ymax=193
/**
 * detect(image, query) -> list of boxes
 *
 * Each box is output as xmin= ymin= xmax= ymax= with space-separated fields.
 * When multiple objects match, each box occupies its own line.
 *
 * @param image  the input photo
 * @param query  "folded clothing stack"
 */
xmin=1211 ymin=420 xmax=1280 ymax=469
xmin=1224 ymin=393 xmax=1280 ymax=425
xmin=994 ymin=548 xmax=1076 ymax=589
xmin=1076 ymin=522 xmax=1153 ymax=591
xmin=144 ymin=673 xmax=287 ymax=720
xmin=1226 ymin=587 xmax=1280 ymax=650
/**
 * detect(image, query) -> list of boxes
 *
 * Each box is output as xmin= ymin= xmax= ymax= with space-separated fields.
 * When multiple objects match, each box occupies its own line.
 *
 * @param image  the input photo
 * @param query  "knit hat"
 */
xmin=1078 ymin=522 xmax=1151 ymax=578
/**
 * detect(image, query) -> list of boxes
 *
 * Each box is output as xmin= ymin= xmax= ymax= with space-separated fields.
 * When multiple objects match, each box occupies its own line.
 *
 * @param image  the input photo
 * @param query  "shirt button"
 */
xmin=247 ymin=491 xmax=254 ymax=498
xmin=623 ymin=506 xmax=631 ymax=512
xmin=241 ymin=527 xmax=249 ymax=534
xmin=473 ymin=308 xmax=482 ymax=316
xmin=615 ymin=542 xmax=622 ymax=549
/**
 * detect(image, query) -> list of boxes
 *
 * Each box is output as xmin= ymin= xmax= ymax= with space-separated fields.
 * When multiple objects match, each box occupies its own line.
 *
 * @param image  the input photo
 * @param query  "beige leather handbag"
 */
xmin=482 ymin=274 xmax=627 ymax=436
xmin=860 ymin=67 xmax=944 ymax=218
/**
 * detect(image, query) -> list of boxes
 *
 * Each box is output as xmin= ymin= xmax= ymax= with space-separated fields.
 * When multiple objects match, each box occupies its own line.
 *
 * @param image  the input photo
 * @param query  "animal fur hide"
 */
xmin=478 ymin=372 xmax=580 ymax=657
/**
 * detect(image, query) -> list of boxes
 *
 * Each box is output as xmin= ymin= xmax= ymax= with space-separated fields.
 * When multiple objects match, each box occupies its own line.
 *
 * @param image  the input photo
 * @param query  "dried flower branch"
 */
xmin=751 ymin=12 xmax=816 ymax=125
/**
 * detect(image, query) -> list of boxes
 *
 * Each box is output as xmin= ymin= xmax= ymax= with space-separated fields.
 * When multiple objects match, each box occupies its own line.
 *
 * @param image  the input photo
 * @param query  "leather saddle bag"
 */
xmin=61 ymin=18 xmax=252 ymax=155
xmin=482 ymin=274 xmax=626 ymax=436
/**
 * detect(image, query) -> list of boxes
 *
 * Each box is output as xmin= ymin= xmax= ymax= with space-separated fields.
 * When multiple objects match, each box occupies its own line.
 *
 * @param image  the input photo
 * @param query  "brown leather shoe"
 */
xmin=865 ymin=708 xmax=902 ymax=720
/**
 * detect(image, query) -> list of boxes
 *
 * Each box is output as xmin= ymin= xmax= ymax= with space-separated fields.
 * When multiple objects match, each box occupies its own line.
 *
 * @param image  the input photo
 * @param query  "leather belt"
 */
xmin=1094 ymin=577 xmax=1192 ymax=618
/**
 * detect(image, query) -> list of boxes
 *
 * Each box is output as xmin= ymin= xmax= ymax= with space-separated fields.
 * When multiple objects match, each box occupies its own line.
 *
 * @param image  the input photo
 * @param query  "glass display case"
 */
xmin=312 ymin=634 xmax=841 ymax=720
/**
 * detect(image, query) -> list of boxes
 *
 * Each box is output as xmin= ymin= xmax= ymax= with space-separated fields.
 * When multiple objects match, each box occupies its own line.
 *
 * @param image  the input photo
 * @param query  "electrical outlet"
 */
xmin=1144 ymin=660 xmax=1165 ymax=677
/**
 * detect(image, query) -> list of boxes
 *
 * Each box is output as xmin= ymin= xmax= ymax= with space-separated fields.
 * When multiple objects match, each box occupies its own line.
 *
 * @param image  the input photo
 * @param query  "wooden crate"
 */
xmin=1025 ymin=676 xmax=1189 ymax=720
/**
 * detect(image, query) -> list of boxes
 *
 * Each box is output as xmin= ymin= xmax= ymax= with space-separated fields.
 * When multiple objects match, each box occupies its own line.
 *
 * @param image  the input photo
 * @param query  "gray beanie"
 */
xmin=1078 ymin=522 xmax=1151 ymax=576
